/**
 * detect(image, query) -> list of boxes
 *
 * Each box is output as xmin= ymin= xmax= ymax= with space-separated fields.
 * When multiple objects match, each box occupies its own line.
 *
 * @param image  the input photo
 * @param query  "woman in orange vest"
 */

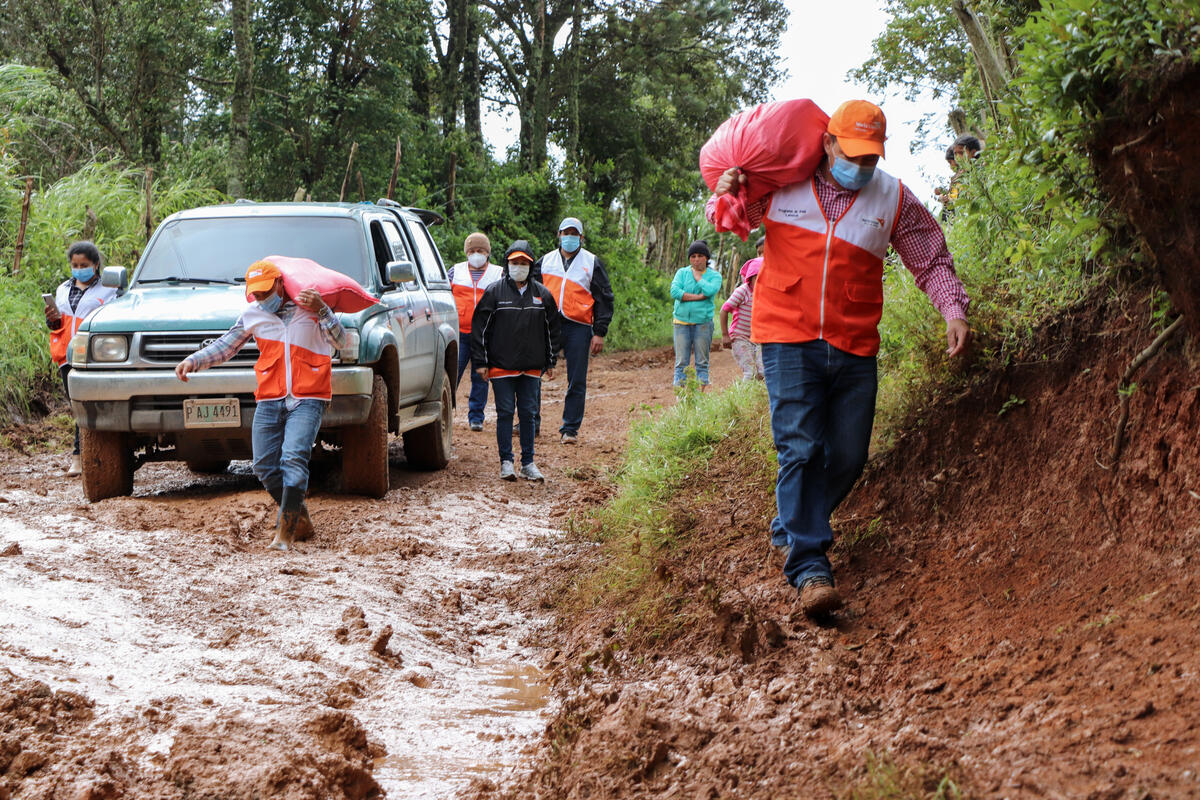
xmin=175 ymin=260 xmax=345 ymax=551
xmin=45 ymin=241 xmax=118 ymax=476
xmin=450 ymin=232 xmax=503 ymax=431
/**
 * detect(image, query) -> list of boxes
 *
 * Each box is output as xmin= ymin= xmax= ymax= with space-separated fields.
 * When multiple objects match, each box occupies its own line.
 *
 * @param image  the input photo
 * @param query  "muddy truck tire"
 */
xmin=342 ymin=374 xmax=389 ymax=497
xmin=80 ymin=428 xmax=134 ymax=501
xmin=403 ymin=371 xmax=453 ymax=470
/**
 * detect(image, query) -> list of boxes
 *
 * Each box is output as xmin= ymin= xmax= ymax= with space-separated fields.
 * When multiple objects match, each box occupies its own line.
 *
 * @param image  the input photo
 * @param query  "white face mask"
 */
xmin=508 ymin=262 xmax=530 ymax=282
xmin=467 ymin=252 xmax=488 ymax=269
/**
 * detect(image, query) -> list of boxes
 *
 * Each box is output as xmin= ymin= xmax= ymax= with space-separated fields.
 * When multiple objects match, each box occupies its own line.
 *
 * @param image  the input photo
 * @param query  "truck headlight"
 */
xmin=90 ymin=334 xmax=129 ymax=362
xmin=68 ymin=334 xmax=89 ymax=366
xmin=338 ymin=330 xmax=360 ymax=364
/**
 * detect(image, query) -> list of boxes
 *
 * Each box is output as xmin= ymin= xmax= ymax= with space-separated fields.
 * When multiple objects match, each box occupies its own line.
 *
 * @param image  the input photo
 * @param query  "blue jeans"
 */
xmin=673 ymin=321 xmax=713 ymax=385
xmin=492 ymin=375 xmax=539 ymax=465
xmin=762 ymin=341 xmax=877 ymax=587
xmin=457 ymin=331 xmax=488 ymax=425
xmin=535 ymin=319 xmax=591 ymax=436
xmin=251 ymin=398 xmax=326 ymax=492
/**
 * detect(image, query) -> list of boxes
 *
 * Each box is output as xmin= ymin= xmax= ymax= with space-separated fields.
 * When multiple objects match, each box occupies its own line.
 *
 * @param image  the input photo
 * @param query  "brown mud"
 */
xmin=0 ymin=345 xmax=706 ymax=799
xmin=480 ymin=285 xmax=1200 ymax=799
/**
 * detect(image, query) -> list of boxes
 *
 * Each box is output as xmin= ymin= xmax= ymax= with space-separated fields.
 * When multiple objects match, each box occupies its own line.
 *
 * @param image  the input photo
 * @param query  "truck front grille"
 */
xmin=140 ymin=333 xmax=258 ymax=365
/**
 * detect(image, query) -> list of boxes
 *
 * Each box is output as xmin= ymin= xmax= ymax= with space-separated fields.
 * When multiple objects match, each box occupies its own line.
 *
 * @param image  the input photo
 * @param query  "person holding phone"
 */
xmin=46 ymin=241 xmax=117 ymax=477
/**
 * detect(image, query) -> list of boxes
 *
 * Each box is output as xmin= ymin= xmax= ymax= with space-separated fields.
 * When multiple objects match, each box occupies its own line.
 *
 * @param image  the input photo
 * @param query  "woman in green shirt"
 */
xmin=670 ymin=241 xmax=723 ymax=389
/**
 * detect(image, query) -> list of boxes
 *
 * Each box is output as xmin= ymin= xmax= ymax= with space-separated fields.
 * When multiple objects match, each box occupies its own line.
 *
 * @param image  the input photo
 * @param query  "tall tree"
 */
xmin=0 ymin=0 xmax=214 ymax=164
xmin=480 ymin=0 xmax=578 ymax=169
xmin=228 ymin=0 xmax=254 ymax=197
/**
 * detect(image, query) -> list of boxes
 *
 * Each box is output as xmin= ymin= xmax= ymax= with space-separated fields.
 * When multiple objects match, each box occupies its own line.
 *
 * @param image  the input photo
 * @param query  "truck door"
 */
xmin=378 ymin=217 xmax=436 ymax=399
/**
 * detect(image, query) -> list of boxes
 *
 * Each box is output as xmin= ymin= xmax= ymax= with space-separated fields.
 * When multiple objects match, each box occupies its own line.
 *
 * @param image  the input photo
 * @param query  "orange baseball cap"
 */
xmin=827 ymin=100 xmax=887 ymax=158
xmin=245 ymin=259 xmax=282 ymax=293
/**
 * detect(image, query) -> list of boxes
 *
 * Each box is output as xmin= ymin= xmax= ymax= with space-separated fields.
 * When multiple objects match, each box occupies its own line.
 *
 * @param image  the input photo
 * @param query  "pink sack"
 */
xmin=249 ymin=255 xmax=379 ymax=313
xmin=699 ymin=99 xmax=831 ymax=240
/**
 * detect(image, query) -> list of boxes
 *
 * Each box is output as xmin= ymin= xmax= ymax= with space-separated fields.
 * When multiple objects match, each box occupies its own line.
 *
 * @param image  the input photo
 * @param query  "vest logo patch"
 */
xmin=533 ymin=296 xmax=543 ymax=305
xmin=859 ymin=216 xmax=886 ymax=230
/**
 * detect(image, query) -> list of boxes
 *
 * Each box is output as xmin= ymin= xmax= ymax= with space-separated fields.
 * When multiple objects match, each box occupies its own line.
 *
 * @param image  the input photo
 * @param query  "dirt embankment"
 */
xmin=0 ymin=345 xmax=698 ymax=799
xmin=482 ymin=283 xmax=1200 ymax=799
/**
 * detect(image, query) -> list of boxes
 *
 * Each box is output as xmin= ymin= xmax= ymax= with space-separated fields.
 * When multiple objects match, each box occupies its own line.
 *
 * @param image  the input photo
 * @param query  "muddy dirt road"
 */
xmin=0 ymin=347 xmax=732 ymax=798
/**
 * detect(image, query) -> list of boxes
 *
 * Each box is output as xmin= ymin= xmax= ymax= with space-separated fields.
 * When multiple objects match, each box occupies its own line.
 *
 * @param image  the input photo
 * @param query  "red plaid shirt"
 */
xmin=706 ymin=170 xmax=969 ymax=322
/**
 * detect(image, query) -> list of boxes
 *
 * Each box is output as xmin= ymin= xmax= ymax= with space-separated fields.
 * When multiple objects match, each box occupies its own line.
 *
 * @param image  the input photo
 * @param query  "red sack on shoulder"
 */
xmin=248 ymin=255 xmax=379 ymax=313
xmin=699 ymin=99 xmax=831 ymax=240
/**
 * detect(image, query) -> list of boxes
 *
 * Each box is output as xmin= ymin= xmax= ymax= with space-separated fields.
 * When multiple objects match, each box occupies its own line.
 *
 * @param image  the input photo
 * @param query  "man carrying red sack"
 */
xmin=709 ymin=100 xmax=972 ymax=617
xmin=173 ymin=260 xmax=346 ymax=551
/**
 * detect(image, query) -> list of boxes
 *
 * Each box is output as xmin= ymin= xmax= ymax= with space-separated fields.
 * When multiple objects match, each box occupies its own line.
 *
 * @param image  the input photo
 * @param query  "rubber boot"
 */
xmin=269 ymin=486 xmax=305 ymax=551
xmin=266 ymin=485 xmax=314 ymax=542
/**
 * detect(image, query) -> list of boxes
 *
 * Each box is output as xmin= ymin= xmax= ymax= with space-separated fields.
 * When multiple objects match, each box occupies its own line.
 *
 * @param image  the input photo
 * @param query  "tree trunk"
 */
xmin=951 ymin=0 xmax=1010 ymax=118
xmin=462 ymin=6 xmax=484 ymax=151
xmin=228 ymin=0 xmax=254 ymax=198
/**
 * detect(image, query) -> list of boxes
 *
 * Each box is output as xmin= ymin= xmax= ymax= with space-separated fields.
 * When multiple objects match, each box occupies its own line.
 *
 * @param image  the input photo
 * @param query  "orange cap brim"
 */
xmin=246 ymin=276 xmax=278 ymax=293
xmin=507 ymin=253 xmax=533 ymax=262
xmin=837 ymin=137 xmax=886 ymax=158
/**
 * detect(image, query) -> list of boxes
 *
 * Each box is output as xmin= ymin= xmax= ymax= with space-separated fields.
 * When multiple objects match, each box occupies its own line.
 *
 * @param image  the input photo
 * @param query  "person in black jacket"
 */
xmin=471 ymin=240 xmax=562 ymax=482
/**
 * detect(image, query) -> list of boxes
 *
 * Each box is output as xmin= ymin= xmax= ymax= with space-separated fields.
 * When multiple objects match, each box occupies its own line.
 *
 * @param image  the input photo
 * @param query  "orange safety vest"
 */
xmin=450 ymin=261 xmax=504 ymax=333
xmin=539 ymin=248 xmax=596 ymax=326
xmin=49 ymin=280 xmax=118 ymax=366
xmin=241 ymin=306 xmax=334 ymax=401
xmin=752 ymin=171 xmax=903 ymax=356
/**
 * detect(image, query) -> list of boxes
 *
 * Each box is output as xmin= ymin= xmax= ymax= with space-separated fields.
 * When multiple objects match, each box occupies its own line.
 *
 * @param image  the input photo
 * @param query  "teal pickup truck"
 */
xmin=66 ymin=200 xmax=459 ymax=501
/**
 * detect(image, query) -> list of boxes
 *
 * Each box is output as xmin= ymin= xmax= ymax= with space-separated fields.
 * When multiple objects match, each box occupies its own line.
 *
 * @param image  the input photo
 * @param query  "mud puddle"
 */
xmin=0 ymin=459 xmax=555 ymax=797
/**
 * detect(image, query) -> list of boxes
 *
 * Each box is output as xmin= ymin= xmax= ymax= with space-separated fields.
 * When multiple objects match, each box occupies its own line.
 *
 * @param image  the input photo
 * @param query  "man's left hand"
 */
xmin=946 ymin=319 xmax=971 ymax=357
xmin=589 ymin=335 xmax=605 ymax=356
xmin=295 ymin=288 xmax=328 ymax=313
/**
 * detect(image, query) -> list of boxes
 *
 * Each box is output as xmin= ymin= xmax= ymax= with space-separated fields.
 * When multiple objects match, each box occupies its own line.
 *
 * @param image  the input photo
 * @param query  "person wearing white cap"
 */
xmin=531 ymin=216 xmax=614 ymax=444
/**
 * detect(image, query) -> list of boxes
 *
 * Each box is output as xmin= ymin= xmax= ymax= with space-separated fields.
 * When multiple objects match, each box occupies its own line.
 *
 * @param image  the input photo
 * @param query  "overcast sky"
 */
xmin=481 ymin=0 xmax=955 ymax=205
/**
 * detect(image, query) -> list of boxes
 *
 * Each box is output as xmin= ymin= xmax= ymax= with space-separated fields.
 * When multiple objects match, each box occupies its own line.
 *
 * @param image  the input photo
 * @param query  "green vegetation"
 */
xmin=566 ymin=379 xmax=773 ymax=642
xmin=837 ymin=753 xmax=966 ymax=800
xmin=859 ymin=0 xmax=1199 ymax=447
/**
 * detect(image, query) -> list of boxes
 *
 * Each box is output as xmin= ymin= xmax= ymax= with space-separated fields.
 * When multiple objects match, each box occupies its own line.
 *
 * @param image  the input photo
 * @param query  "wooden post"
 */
xmin=356 ymin=170 xmax=365 ymax=202
xmin=339 ymin=142 xmax=358 ymax=202
xmin=386 ymin=137 xmax=402 ymax=200
xmin=12 ymin=177 xmax=33 ymax=275
xmin=143 ymin=167 xmax=154 ymax=242
xmin=446 ymin=152 xmax=458 ymax=219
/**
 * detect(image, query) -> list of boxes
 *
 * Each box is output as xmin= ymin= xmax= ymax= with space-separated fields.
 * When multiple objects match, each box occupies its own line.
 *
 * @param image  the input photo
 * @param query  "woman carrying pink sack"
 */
xmin=720 ymin=257 xmax=764 ymax=380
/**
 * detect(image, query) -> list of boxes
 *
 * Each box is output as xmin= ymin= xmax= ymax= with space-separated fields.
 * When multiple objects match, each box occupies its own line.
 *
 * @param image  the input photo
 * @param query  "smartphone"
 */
xmin=41 ymin=293 xmax=55 ymax=309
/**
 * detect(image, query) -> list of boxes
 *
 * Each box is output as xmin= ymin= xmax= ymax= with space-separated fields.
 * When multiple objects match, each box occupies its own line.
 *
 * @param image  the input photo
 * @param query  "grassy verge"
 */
xmin=564 ymin=378 xmax=774 ymax=644
xmin=837 ymin=753 xmax=967 ymax=800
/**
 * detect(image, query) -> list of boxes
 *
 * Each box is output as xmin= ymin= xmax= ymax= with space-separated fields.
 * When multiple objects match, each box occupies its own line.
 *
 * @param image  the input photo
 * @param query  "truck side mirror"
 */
xmin=101 ymin=266 xmax=127 ymax=292
xmin=386 ymin=260 xmax=417 ymax=284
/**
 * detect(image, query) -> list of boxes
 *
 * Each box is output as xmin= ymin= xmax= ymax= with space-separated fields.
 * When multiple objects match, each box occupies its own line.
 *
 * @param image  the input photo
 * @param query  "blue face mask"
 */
xmin=560 ymin=235 xmax=581 ymax=254
xmin=830 ymin=157 xmax=876 ymax=191
xmin=259 ymin=293 xmax=284 ymax=314
xmin=71 ymin=266 xmax=96 ymax=283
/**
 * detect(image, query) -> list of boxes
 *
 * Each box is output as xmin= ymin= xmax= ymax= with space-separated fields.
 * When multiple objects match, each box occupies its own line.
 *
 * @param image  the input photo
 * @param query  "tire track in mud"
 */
xmin=0 ymin=346 xmax=711 ymax=798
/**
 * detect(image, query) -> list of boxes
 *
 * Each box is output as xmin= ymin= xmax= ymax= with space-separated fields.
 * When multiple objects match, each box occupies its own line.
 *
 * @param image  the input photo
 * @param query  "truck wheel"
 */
xmin=80 ymin=429 xmax=134 ymax=501
xmin=403 ymin=371 xmax=452 ymax=470
xmin=186 ymin=459 xmax=230 ymax=474
xmin=342 ymin=375 xmax=389 ymax=497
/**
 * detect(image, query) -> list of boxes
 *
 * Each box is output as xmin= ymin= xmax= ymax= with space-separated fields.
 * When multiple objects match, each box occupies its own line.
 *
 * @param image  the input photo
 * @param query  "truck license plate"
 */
xmin=183 ymin=398 xmax=241 ymax=428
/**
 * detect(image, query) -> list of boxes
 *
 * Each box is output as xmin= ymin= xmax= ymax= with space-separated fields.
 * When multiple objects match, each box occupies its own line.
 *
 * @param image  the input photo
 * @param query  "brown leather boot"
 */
xmin=798 ymin=575 xmax=843 ymax=616
xmin=268 ymin=486 xmax=304 ymax=551
xmin=267 ymin=485 xmax=314 ymax=542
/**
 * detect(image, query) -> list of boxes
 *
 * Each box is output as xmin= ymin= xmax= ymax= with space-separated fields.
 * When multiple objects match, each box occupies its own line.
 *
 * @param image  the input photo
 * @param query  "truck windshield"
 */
xmin=136 ymin=216 xmax=371 ymax=287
